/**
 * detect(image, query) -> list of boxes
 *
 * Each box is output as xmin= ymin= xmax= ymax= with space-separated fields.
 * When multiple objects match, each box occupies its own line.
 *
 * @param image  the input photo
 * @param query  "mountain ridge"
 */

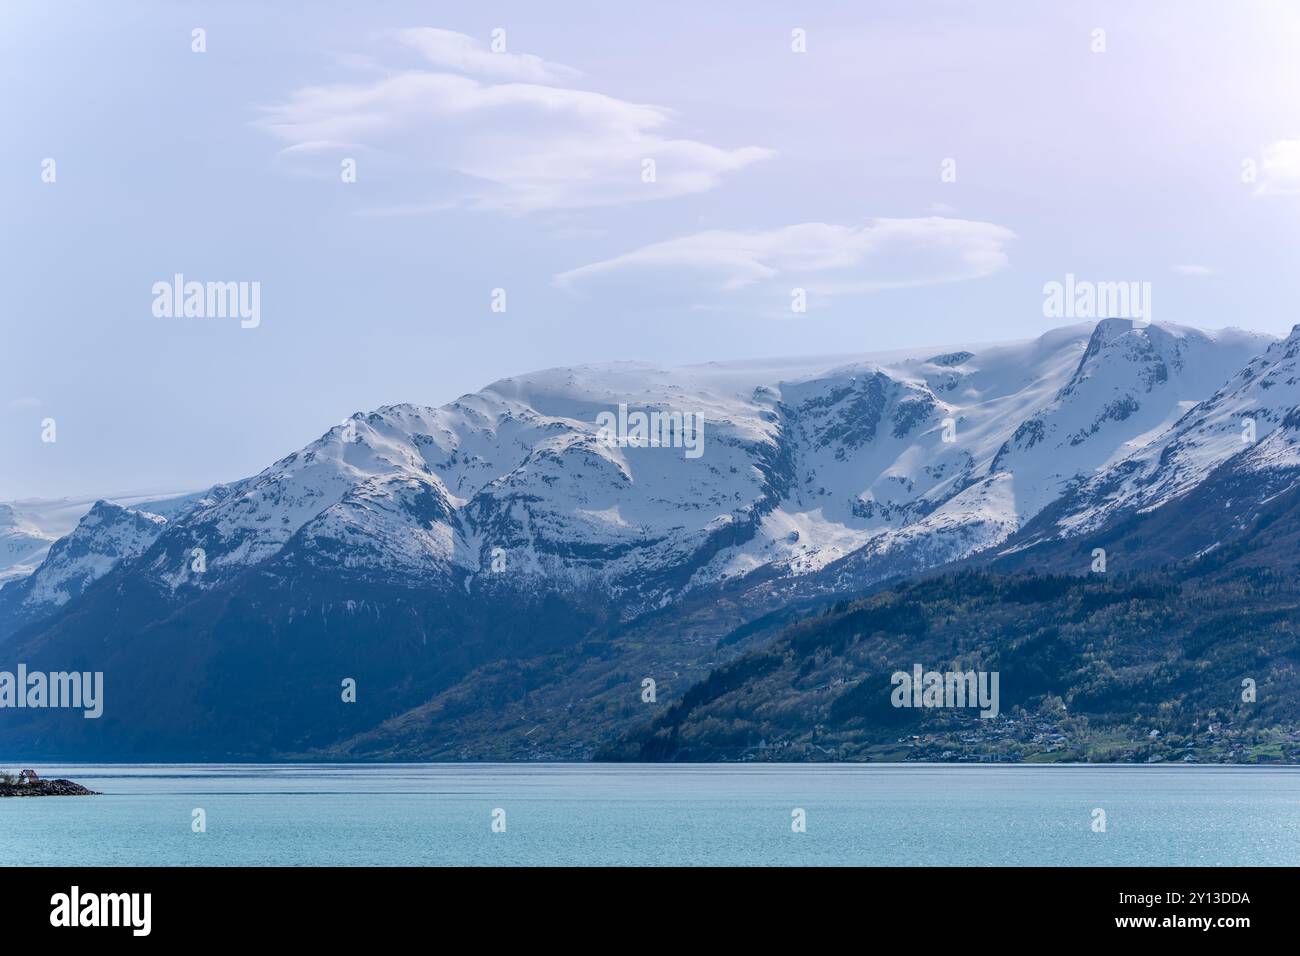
xmin=4 ymin=319 xmax=1297 ymax=760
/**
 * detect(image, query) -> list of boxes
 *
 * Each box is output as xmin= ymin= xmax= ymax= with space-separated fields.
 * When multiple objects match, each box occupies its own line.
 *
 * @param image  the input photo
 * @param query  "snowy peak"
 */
xmin=0 ymin=489 xmax=207 ymax=589
xmin=1050 ymin=323 xmax=1300 ymax=535
xmin=1063 ymin=319 xmax=1172 ymax=397
xmin=19 ymin=501 xmax=167 ymax=608
xmin=996 ymin=324 xmax=1264 ymax=467
xmin=1060 ymin=321 xmax=1269 ymax=401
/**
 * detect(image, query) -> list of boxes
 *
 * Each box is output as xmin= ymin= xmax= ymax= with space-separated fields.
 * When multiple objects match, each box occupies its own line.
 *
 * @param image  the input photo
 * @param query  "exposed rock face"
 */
xmin=0 ymin=777 xmax=99 ymax=796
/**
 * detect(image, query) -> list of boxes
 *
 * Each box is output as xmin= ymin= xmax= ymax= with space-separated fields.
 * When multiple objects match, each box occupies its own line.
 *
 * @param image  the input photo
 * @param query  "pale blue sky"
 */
xmin=4 ymin=0 xmax=1300 ymax=498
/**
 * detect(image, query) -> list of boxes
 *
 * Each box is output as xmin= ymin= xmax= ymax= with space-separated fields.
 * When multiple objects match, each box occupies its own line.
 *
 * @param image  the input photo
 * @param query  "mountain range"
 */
xmin=3 ymin=318 xmax=1299 ymax=760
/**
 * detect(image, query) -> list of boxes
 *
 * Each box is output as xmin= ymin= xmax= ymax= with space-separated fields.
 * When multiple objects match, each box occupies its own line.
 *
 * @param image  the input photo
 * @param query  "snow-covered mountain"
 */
xmin=6 ymin=501 xmax=166 ymax=605
xmin=757 ymin=319 xmax=1269 ymax=588
xmin=6 ymin=318 xmax=1298 ymax=759
xmin=0 ymin=490 xmax=200 ymax=585
xmin=1016 ymin=322 xmax=1300 ymax=545
xmin=1 ymin=320 xmax=1277 ymax=631
xmin=0 ymin=492 xmax=207 ymax=640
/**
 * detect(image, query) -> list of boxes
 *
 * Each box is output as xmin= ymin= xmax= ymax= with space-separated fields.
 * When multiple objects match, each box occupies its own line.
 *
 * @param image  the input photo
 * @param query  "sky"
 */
xmin=3 ymin=0 xmax=1300 ymax=499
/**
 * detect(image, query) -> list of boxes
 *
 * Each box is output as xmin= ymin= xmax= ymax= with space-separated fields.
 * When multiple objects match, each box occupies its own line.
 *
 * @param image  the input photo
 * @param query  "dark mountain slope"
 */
xmin=0 ymin=552 xmax=614 ymax=760
xmin=599 ymin=506 xmax=1300 ymax=763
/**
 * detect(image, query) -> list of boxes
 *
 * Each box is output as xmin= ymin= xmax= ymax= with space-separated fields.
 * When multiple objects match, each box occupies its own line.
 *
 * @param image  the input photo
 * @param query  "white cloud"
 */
xmin=554 ymin=218 xmax=1016 ymax=297
xmin=257 ymin=30 xmax=770 ymax=212
xmin=1173 ymin=264 xmax=1214 ymax=276
xmin=1255 ymin=138 xmax=1300 ymax=196
xmin=395 ymin=28 xmax=580 ymax=85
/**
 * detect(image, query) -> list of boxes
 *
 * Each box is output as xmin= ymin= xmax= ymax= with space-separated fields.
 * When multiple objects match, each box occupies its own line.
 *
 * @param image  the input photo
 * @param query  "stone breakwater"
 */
xmin=0 ymin=778 xmax=99 ymax=797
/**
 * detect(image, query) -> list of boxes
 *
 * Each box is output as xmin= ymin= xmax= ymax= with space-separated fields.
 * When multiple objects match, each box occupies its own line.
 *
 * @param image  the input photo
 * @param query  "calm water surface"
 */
xmin=3 ymin=763 xmax=1298 ymax=866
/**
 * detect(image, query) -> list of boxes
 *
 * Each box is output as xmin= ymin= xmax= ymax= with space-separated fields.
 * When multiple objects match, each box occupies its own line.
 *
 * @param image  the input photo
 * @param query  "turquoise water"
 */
xmin=3 ymin=763 xmax=1298 ymax=866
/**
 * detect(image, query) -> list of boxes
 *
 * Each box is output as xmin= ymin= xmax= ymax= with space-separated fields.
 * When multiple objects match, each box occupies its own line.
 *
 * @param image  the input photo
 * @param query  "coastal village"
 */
xmin=729 ymin=709 xmax=1300 ymax=764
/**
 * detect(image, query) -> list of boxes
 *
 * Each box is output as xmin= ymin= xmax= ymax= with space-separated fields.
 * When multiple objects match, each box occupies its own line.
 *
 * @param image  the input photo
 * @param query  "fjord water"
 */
xmin=4 ymin=764 xmax=1298 ymax=866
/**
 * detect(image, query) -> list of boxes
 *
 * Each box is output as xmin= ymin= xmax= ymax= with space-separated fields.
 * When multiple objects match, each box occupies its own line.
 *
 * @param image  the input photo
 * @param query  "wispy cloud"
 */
xmin=1254 ymin=138 xmax=1300 ymax=196
xmin=554 ymin=218 xmax=1016 ymax=300
xmin=395 ymin=28 xmax=580 ymax=84
xmin=257 ymin=29 xmax=771 ymax=212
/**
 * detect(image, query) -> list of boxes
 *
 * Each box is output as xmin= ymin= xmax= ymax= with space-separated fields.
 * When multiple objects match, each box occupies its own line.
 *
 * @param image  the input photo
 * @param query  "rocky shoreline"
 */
xmin=0 ymin=778 xmax=100 ymax=797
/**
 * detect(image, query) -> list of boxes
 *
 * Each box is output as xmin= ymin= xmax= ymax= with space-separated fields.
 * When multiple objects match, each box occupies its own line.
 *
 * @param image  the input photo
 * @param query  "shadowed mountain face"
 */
xmin=3 ymin=320 xmax=1299 ymax=760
